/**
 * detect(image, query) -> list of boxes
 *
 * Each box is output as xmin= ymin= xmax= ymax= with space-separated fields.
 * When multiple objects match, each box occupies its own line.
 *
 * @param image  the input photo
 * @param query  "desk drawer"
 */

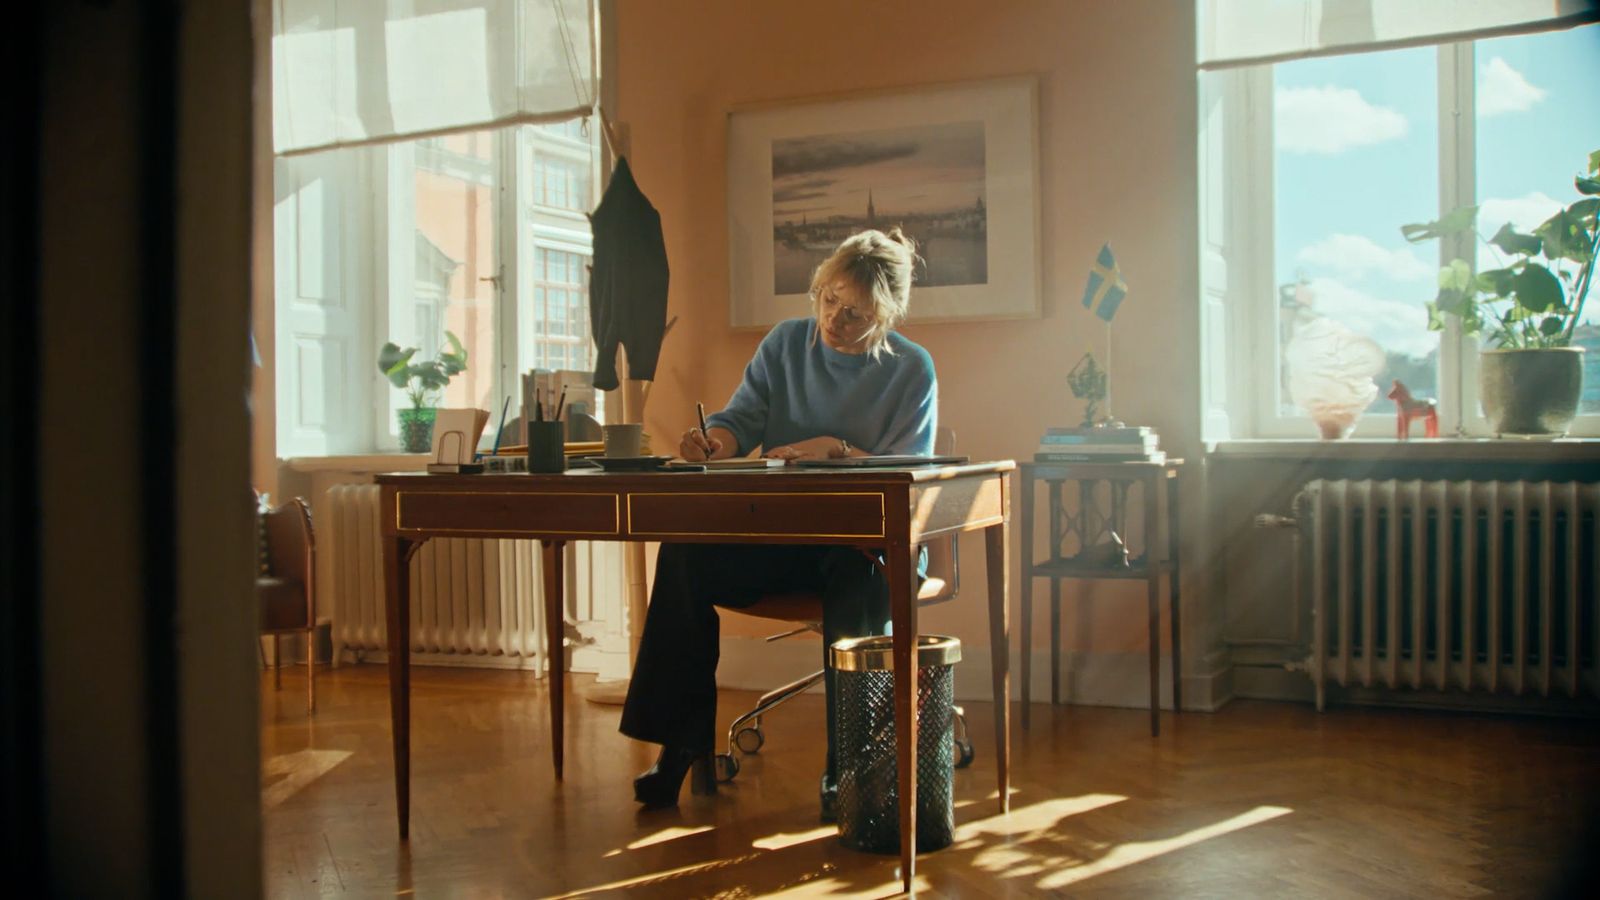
xmin=395 ymin=490 xmax=619 ymax=536
xmin=628 ymin=491 xmax=885 ymax=539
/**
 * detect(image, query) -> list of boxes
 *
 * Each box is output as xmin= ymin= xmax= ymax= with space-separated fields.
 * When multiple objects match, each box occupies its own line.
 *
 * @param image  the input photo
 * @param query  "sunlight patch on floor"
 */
xmin=603 ymin=825 xmax=716 ymax=857
xmin=1037 ymin=805 xmax=1293 ymax=890
xmin=260 ymin=749 xmax=352 ymax=810
xmin=548 ymin=853 xmax=763 ymax=898
xmin=752 ymin=825 xmax=837 ymax=851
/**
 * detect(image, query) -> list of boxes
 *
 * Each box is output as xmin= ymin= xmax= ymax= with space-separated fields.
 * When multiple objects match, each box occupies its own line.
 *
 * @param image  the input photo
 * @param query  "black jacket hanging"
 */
xmin=587 ymin=156 xmax=668 ymax=391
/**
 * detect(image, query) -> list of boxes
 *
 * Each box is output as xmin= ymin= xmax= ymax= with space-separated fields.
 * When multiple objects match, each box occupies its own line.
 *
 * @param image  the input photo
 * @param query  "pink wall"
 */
xmin=614 ymin=0 xmax=1201 ymax=650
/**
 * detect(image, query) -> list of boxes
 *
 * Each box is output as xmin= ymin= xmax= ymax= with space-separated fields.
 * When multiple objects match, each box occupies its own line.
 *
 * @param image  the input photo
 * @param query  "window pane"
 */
xmin=1274 ymin=47 xmax=1440 ymax=420
xmin=412 ymin=130 xmax=498 ymax=414
xmin=1474 ymin=25 xmax=1600 ymax=413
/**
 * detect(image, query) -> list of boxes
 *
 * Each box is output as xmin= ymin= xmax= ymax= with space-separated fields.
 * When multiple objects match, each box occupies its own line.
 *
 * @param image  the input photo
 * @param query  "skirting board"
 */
xmin=714 ymin=636 xmax=1232 ymax=712
xmin=326 ymin=636 xmax=1234 ymax=712
xmin=337 ymin=643 xmax=626 ymax=678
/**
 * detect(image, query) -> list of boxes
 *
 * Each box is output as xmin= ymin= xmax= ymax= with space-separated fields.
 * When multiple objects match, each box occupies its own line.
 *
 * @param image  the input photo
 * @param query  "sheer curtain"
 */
xmin=272 ymin=0 xmax=595 ymax=155
xmin=1198 ymin=0 xmax=1599 ymax=69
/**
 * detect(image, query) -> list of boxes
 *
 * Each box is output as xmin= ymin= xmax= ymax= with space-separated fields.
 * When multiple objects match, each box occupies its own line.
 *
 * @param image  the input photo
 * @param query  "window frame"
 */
xmin=275 ymin=121 xmax=603 ymax=458
xmin=1211 ymin=37 xmax=1598 ymax=440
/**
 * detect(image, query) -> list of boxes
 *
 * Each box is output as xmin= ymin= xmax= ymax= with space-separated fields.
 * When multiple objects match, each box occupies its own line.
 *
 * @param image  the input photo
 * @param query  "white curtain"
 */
xmin=272 ymin=0 xmax=595 ymax=155
xmin=1198 ymin=0 xmax=1599 ymax=69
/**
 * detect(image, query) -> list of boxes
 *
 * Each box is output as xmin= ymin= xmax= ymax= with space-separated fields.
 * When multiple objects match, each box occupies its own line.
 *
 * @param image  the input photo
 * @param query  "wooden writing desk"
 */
xmin=376 ymin=461 xmax=1014 ymax=893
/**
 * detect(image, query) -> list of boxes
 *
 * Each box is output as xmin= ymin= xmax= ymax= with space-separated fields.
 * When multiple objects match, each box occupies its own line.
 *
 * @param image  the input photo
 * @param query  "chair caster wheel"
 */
xmin=714 ymin=753 xmax=740 ymax=783
xmin=734 ymin=725 xmax=765 ymax=754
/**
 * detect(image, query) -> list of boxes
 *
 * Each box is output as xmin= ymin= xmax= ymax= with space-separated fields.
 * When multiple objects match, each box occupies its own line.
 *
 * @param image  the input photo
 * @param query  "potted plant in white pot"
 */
xmin=1402 ymin=149 xmax=1598 ymax=435
xmin=377 ymin=331 xmax=468 ymax=452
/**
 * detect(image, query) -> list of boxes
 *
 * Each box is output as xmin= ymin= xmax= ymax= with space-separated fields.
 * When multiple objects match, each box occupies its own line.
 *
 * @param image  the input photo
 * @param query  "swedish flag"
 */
xmin=1081 ymin=243 xmax=1127 ymax=322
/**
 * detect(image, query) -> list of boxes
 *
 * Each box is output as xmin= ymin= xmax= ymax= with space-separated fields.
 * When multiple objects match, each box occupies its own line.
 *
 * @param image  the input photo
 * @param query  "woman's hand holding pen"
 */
xmin=679 ymin=426 xmax=723 ymax=461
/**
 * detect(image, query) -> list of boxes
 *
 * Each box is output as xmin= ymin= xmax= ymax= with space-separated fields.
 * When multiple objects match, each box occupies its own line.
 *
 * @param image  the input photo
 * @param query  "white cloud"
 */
xmin=1477 ymin=57 xmax=1546 ymax=118
xmin=1478 ymin=191 xmax=1563 ymax=237
xmin=1296 ymin=233 xmax=1433 ymax=282
xmin=1300 ymin=277 xmax=1438 ymax=359
xmin=1275 ymin=86 xmax=1407 ymax=154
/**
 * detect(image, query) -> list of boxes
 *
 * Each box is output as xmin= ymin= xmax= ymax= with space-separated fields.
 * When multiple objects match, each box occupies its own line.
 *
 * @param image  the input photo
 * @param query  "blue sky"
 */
xmin=1272 ymin=24 xmax=1600 ymax=364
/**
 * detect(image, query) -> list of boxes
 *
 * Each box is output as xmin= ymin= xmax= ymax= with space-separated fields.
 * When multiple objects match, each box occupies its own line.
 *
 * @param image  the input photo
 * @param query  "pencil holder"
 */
xmin=526 ymin=421 xmax=565 ymax=473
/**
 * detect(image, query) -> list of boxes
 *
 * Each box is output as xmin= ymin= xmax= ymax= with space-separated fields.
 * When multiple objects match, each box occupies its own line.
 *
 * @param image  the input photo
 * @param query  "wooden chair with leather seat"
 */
xmin=257 ymin=496 xmax=317 ymax=712
xmin=712 ymin=426 xmax=974 ymax=782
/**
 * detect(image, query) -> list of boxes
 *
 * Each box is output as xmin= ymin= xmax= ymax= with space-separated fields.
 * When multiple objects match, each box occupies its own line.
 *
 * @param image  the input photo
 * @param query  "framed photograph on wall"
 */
xmin=727 ymin=76 xmax=1040 ymax=328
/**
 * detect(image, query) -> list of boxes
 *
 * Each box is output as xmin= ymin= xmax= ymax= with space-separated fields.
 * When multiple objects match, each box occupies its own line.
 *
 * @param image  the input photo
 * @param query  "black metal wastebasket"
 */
xmin=830 ymin=634 xmax=961 ymax=854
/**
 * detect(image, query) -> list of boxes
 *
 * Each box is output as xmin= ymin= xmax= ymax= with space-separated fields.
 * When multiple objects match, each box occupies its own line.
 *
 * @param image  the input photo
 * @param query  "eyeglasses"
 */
xmin=820 ymin=290 xmax=874 ymax=325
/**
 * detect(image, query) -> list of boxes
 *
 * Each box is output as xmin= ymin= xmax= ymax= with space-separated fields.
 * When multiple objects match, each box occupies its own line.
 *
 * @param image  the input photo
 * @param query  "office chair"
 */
xmin=712 ymin=427 xmax=974 ymax=782
xmin=257 ymin=496 xmax=317 ymax=712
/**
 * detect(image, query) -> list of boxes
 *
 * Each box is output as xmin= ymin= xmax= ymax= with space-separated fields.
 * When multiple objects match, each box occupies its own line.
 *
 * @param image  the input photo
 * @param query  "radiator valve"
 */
xmin=1254 ymin=513 xmax=1297 ymax=529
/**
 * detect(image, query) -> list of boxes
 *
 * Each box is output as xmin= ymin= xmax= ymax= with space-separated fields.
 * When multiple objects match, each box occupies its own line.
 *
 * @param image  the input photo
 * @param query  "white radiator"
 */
xmin=322 ymin=484 xmax=630 ymax=675
xmin=1300 ymin=479 xmax=1599 ymax=709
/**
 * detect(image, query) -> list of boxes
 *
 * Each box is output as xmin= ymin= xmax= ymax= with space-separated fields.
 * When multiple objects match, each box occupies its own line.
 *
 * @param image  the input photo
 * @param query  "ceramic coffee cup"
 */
xmin=602 ymin=423 xmax=644 ymax=458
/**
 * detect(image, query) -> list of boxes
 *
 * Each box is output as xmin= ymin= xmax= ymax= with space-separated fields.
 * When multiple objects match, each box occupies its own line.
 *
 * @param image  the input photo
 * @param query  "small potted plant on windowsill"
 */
xmin=378 ymin=331 xmax=468 ymax=452
xmin=1401 ymin=149 xmax=1598 ymax=436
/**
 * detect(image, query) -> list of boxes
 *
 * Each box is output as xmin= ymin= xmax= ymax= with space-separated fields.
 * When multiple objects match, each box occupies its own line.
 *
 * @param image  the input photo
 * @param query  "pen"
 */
xmin=490 ymin=395 xmax=510 ymax=456
xmin=696 ymin=402 xmax=710 ymax=452
xmin=554 ymin=387 xmax=568 ymax=422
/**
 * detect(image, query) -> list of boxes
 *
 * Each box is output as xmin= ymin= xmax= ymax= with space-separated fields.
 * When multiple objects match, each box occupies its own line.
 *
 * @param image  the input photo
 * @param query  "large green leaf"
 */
xmin=1536 ymin=208 xmax=1589 ymax=262
xmin=1434 ymin=286 xmax=1474 ymax=317
xmin=1571 ymin=197 xmax=1600 ymax=223
xmin=1439 ymin=258 xmax=1473 ymax=291
xmin=1578 ymin=174 xmax=1600 ymax=196
xmin=1475 ymin=267 xmax=1516 ymax=296
xmin=1511 ymin=263 xmax=1563 ymax=313
xmin=1401 ymin=205 xmax=1478 ymax=242
xmin=439 ymin=330 xmax=469 ymax=375
xmin=1540 ymin=315 xmax=1566 ymax=336
xmin=1489 ymin=222 xmax=1541 ymax=257
xmin=378 ymin=343 xmax=418 ymax=389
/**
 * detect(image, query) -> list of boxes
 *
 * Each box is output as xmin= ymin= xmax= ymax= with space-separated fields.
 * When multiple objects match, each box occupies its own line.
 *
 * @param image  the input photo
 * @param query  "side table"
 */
xmin=1020 ymin=458 xmax=1182 ymax=735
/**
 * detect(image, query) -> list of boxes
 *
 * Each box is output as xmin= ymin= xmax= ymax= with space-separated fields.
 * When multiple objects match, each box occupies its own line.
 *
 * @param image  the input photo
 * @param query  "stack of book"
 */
xmin=1035 ymin=426 xmax=1165 ymax=464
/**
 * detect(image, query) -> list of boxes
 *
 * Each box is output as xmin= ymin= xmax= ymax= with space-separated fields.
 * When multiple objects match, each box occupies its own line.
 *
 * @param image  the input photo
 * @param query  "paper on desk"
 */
xmin=432 ymin=408 xmax=490 ymax=465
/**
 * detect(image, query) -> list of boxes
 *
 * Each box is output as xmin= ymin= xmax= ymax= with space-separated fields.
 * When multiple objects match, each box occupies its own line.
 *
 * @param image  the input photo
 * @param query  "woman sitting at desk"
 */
xmin=620 ymin=227 xmax=937 ymax=818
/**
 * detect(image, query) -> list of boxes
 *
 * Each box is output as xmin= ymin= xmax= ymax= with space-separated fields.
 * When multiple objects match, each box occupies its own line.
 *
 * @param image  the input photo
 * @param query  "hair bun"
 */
xmin=882 ymin=225 xmax=918 ymax=255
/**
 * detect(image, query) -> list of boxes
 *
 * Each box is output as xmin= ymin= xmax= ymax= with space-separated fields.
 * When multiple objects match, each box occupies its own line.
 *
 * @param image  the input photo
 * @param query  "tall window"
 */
xmin=532 ymin=247 xmax=591 ymax=370
xmin=274 ymin=120 xmax=603 ymax=456
xmin=1203 ymin=22 xmax=1600 ymax=438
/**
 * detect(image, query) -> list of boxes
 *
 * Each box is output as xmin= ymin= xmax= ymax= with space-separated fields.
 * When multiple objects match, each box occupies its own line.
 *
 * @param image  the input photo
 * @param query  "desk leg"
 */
xmin=383 ymin=534 xmax=413 ymax=839
xmin=887 ymin=540 xmax=918 ymax=895
xmin=986 ymin=520 xmax=1011 ymax=815
xmin=1051 ymin=481 xmax=1066 ymax=706
xmin=1144 ymin=479 xmax=1161 ymax=738
xmin=1019 ymin=469 xmax=1033 ymax=730
xmin=542 ymin=539 xmax=567 ymax=780
xmin=1168 ymin=473 xmax=1182 ymax=714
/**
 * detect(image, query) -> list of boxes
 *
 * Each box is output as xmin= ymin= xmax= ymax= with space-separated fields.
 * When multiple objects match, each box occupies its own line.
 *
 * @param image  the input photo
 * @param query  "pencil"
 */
xmin=490 ymin=395 xmax=511 ymax=456
xmin=696 ymin=401 xmax=709 ymax=440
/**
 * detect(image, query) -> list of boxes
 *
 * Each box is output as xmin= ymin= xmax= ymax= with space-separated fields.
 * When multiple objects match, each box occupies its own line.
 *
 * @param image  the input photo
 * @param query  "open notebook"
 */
xmin=679 ymin=457 xmax=788 ymax=470
xmin=795 ymin=454 xmax=968 ymax=468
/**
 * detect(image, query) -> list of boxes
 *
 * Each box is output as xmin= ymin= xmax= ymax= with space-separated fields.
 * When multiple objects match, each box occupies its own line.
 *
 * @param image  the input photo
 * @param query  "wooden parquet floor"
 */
xmin=262 ymin=665 xmax=1600 ymax=898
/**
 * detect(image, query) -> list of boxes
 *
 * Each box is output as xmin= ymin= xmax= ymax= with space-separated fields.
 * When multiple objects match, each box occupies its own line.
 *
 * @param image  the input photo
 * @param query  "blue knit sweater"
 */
xmin=706 ymin=318 xmax=937 ymax=458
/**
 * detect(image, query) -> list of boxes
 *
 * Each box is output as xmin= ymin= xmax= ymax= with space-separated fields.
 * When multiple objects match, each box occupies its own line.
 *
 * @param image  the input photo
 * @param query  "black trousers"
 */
xmin=619 ymin=543 xmax=894 ymax=774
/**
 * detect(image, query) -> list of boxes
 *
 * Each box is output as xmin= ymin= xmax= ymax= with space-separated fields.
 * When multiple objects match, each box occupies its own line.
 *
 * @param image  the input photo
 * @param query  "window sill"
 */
xmin=1209 ymin=438 xmax=1600 ymax=464
xmin=284 ymin=454 xmax=431 ymax=475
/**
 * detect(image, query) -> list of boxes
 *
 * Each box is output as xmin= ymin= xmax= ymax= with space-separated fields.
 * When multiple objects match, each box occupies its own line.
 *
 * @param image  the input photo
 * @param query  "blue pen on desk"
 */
xmin=489 ymin=395 xmax=511 ymax=458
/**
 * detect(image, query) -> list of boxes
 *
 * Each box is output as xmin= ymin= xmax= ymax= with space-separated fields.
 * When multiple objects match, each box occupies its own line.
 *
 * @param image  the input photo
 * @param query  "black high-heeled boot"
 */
xmin=633 ymin=745 xmax=715 ymax=807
